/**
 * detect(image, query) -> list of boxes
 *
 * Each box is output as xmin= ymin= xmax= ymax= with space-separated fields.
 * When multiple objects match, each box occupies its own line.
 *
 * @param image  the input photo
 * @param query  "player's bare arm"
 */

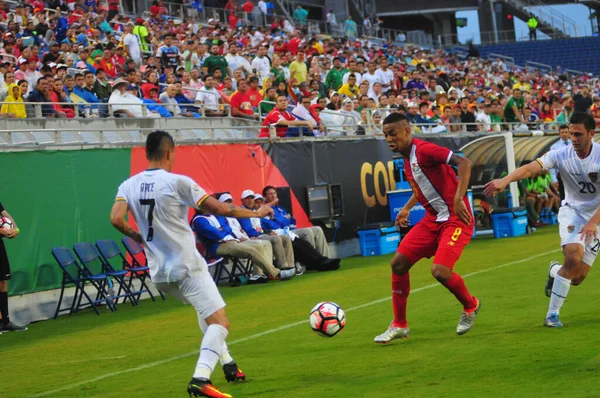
xmin=396 ymin=194 xmax=417 ymax=229
xmin=449 ymin=153 xmax=473 ymax=225
xmin=483 ymin=161 xmax=542 ymax=197
xmin=580 ymin=207 xmax=600 ymax=244
xmin=201 ymin=196 xmax=274 ymax=218
xmin=110 ymin=200 xmax=144 ymax=244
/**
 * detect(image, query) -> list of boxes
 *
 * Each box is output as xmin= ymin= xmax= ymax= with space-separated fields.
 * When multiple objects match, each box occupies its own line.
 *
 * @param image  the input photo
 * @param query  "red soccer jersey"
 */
xmin=230 ymin=91 xmax=255 ymax=117
xmin=259 ymin=108 xmax=295 ymax=137
xmin=403 ymin=138 xmax=470 ymax=222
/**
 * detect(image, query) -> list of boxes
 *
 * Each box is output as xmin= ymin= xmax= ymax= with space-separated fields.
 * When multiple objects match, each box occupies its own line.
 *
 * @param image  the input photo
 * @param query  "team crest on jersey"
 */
xmin=567 ymin=225 xmax=575 ymax=233
xmin=411 ymin=163 xmax=420 ymax=173
xmin=589 ymin=172 xmax=598 ymax=183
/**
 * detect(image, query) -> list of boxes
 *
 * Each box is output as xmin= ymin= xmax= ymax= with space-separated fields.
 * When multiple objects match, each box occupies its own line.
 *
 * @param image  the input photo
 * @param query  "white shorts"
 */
xmin=155 ymin=269 xmax=226 ymax=319
xmin=558 ymin=205 xmax=600 ymax=266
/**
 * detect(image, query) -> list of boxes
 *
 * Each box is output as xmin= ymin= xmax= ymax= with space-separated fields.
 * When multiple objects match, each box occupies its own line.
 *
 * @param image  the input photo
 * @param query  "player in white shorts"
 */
xmin=484 ymin=112 xmax=600 ymax=328
xmin=110 ymin=131 xmax=274 ymax=398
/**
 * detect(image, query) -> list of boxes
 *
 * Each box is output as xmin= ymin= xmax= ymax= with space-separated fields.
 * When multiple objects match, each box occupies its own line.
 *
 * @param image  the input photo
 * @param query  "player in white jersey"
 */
xmin=110 ymin=131 xmax=274 ymax=398
xmin=484 ymin=113 xmax=600 ymax=328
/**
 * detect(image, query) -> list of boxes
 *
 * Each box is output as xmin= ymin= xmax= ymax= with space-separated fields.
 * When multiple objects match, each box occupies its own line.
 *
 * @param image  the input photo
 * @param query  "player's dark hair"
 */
xmin=570 ymin=112 xmax=595 ymax=132
xmin=262 ymin=185 xmax=276 ymax=197
xmin=559 ymin=124 xmax=569 ymax=130
xmin=383 ymin=112 xmax=408 ymax=126
xmin=146 ymin=130 xmax=175 ymax=161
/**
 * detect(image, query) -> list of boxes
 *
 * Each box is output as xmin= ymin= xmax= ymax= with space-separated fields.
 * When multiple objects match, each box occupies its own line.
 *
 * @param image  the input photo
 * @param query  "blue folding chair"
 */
xmin=121 ymin=237 xmax=166 ymax=300
xmin=73 ymin=242 xmax=138 ymax=307
xmin=96 ymin=239 xmax=158 ymax=302
xmin=52 ymin=247 xmax=115 ymax=318
xmin=195 ymin=240 xmax=226 ymax=284
xmin=194 ymin=238 xmax=253 ymax=285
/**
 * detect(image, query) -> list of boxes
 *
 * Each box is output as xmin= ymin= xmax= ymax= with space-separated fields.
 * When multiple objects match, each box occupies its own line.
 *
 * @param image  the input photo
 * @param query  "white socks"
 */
xmin=548 ymin=274 xmax=571 ymax=317
xmin=198 ymin=315 xmax=234 ymax=365
xmin=194 ymin=324 xmax=229 ymax=380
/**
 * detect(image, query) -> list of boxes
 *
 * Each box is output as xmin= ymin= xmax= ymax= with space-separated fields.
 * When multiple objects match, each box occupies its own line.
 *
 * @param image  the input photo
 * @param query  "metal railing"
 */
xmin=504 ymin=0 xmax=577 ymax=37
xmin=0 ymin=101 xmax=232 ymax=118
xmin=0 ymin=126 xmax=264 ymax=148
xmin=0 ymin=123 xmax=570 ymax=150
xmin=526 ymin=60 xmax=552 ymax=73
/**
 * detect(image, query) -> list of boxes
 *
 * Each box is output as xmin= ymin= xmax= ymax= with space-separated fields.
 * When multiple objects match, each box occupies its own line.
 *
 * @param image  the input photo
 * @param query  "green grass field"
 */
xmin=4 ymin=226 xmax=600 ymax=398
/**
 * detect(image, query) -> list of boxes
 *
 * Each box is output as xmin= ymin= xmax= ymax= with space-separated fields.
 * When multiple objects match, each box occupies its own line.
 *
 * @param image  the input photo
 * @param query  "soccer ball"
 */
xmin=309 ymin=302 xmax=346 ymax=337
xmin=0 ymin=217 xmax=13 ymax=230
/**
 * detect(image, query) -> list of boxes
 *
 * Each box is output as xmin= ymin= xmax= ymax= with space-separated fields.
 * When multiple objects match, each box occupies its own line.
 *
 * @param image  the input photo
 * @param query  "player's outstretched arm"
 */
xmin=483 ymin=161 xmax=542 ymax=197
xmin=449 ymin=153 xmax=473 ymax=225
xmin=201 ymin=196 xmax=275 ymax=219
xmin=110 ymin=201 xmax=143 ymax=243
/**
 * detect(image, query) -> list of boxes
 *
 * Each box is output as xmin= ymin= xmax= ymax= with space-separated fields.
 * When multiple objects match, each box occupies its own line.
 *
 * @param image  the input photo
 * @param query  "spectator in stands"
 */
xmin=326 ymin=57 xmax=347 ymax=92
xmin=291 ymin=95 xmax=322 ymax=135
xmin=0 ymin=69 xmax=15 ymax=101
xmin=195 ymin=75 xmax=224 ymax=116
xmin=338 ymin=74 xmax=359 ymax=99
xmin=260 ymin=86 xmax=277 ymax=115
xmin=504 ymin=88 xmax=526 ymax=127
xmin=192 ymin=208 xmax=295 ymax=281
xmin=1 ymin=83 xmax=26 ymax=118
xmin=109 ymin=78 xmax=158 ymax=118
xmin=204 ymin=44 xmax=231 ymax=82
xmin=326 ymin=9 xmax=338 ymax=33
xmin=27 ymin=76 xmax=55 ymax=117
xmin=231 ymin=79 xmax=258 ymax=119
xmin=92 ymin=69 xmax=111 ymax=103
xmin=246 ymin=76 xmax=263 ymax=108
xmin=574 ymin=85 xmax=593 ymax=114
xmin=123 ymin=22 xmax=143 ymax=67
xmin=251 ymin=45 xmax=271 ymax=85
xmin=260 ymin=94 xmax=314 ymax=137
xmin=293 ymin=5 xmax=308 ymax=26
xmin=289 ymin=50 xmax=307 ymax=84
xmin=344 ymin=16 xmax=357 ymax=40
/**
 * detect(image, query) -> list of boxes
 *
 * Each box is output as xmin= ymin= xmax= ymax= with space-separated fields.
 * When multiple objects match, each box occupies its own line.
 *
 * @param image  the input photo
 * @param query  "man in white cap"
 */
xmin=237 ymin=190 xmax=299 ymax=274
xmin=192 ymin=195 xmax=295 ymax=281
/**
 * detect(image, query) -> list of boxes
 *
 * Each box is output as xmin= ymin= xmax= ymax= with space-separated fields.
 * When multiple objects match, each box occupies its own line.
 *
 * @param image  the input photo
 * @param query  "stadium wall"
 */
xmin=5 ymin=134 xmax=555 ymax=296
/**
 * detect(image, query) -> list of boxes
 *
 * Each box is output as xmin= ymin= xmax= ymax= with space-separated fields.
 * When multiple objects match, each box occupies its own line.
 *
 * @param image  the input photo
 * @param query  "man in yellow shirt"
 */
xmin=289 ymin=50 xmax=308 ymax=84
xmin=338 ymin=74 xmax=359 ymax=99
xmin=512 ymin=75 xmax=531 ymax=93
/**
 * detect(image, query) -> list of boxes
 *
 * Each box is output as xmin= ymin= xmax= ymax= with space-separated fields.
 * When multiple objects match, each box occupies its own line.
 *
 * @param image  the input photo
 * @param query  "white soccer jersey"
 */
xmin=115 ymin=169 xmax=210 ymax=283
xmin=537 ymin=142 xmax=600 ymax=218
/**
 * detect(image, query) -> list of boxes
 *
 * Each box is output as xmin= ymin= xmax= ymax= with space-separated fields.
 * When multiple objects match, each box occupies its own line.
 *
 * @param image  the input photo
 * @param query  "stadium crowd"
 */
xmin=0 ymin=0 xmax=597 ymax=137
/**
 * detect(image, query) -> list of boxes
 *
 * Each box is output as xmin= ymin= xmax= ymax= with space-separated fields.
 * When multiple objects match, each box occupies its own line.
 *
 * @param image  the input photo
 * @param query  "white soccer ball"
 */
xmin=0 ymin=217 xmax=13 ymax=230
xmin=309 ymin=301 xmax=346 ymax=337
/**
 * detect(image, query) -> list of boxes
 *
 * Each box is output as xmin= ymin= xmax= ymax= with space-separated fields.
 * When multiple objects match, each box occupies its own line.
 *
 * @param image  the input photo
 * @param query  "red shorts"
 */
xmin=397 ymin=216 xmax=473 ymax=268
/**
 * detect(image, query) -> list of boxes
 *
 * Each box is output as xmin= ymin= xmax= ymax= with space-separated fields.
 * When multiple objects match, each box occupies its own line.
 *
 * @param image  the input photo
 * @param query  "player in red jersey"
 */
xmin=374 ymin=113 xmax=481 ymax=344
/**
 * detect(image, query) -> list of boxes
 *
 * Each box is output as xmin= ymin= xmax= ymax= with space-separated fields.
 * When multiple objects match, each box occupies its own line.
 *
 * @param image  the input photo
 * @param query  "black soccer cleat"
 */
xmin=223 ymin=362 xmax=246 ymax=383
xmin=0 ymin=322 xmax=27 ymax=332
xmin=187 ymin=378 xmax=232 ymax=398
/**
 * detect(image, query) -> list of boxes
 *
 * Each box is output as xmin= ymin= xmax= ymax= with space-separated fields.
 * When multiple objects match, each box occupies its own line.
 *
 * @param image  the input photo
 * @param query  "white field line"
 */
xmin=30 ymin=248 xmax=560 ymax=398
xmin=44 ymin=356 xmax=127 ymax=367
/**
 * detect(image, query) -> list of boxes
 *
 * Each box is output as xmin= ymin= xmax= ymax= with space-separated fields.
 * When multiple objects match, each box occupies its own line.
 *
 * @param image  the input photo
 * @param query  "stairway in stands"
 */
xmin=501 ymin=0 xmax=577 ymax=39
xmin=478 ymin=36 xmax=600 ymax=75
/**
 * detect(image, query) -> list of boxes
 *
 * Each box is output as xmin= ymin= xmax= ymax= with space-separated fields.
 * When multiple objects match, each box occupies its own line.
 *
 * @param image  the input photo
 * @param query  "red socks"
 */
xmin=391 ymin=273 xmax=410 ymax=328
xmin=442 ymin=272 xmax=477 ymax=312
